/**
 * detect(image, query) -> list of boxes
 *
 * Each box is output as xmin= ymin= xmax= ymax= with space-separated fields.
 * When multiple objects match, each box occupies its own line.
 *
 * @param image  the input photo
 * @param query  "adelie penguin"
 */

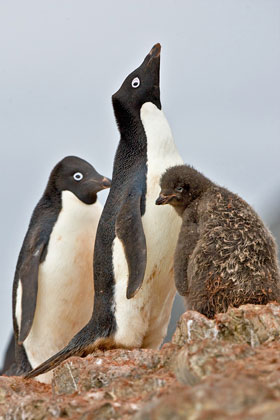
xmin=156 ymin=164 xmax=280 ymax=318
xmin=8 ymin=156 xmax=110 ymax=383
xmin=25 ymin=43 xmax=183 ymax=379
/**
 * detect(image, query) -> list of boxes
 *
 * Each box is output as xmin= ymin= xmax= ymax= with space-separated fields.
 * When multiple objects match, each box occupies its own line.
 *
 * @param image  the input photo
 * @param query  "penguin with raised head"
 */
xmin=156 ymin=164 xmax=280 ymax=317
xmin=8 ymin=156 xmax=110 ymax=383
xmin=25 ymin=43 xmax=183 ymax=379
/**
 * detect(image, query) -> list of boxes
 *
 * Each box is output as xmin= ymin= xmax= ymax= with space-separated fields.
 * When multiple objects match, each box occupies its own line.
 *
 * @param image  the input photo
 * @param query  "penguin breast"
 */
xmin=23 ymin=191 xmax=102 ymax=376
xmin=113 ymin=103 xmax=183 ymax=349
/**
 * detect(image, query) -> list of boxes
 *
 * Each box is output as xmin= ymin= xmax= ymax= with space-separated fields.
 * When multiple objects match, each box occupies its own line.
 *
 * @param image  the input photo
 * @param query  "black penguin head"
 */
xmin=46 ymin=156 xmax=111 ymax=204
xmin=112 ymin=43 xmax=161 ymax=125
xmin=156 ymin=165 xmax=211 ymax=213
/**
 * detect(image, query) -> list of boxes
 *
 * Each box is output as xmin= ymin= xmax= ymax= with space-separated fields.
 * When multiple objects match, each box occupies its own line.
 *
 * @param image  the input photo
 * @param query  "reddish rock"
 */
xmin=172 ymin=310 xmax=218 ymax=346
xmin=1 ymin=303 xmax=280 ymax=418
xmin=216 ymin=303 xmax=280 ymax=346
xmin=173 ymin=303 xmax=280 ymax=347
xmin=135 ymin=375 xmax=279 ymax=420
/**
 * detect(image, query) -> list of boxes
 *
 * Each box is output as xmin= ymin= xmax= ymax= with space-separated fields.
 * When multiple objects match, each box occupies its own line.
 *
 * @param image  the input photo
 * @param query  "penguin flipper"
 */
xmin=17 ymin=241 xmax=46 ymax=344
xmin=116 ymin=191 xmax=147 ymax=299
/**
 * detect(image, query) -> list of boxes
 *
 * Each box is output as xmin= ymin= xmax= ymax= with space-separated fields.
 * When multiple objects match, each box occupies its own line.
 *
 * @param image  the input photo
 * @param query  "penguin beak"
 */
xmin=155 ymin=194 xmax=175 ymax=205
xmin=100 ymin=177 xmax=111 ymax=190
xmin=112 ymin=43 xmax=161 ymax=106
xmin=144 ymin=43 xmax=161 ymax=68
xmin=90 ymin=175 xmax=111 ymax=193
xmin=148 ymin=43 xmax=161 ymax=60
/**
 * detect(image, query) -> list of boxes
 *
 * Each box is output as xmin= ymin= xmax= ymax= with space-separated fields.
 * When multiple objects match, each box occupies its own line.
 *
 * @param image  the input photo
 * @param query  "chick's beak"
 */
xmin=156 ymin=194 xmax=173 ymax=205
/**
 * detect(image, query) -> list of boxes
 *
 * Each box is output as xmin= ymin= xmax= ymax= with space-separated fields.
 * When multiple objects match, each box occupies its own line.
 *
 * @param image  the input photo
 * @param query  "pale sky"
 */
xmin=0 ymin=0 xmax=279 ymax=364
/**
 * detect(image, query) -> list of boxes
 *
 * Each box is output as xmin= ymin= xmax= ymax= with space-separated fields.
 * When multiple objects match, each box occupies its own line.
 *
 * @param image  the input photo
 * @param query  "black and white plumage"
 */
xmin=156 ymin=164 xmax=280 ymax=318
xmin=10 ymin=156 xmax=110 ymax=382
xmin=25 ymin=43 xmax=183 ymax=379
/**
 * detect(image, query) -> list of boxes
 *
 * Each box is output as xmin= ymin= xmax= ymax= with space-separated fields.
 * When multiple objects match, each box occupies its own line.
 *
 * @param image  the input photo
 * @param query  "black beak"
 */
xmin=143 ymin=43 xmax=161 ymax=70
xmin=148 ymin=43 xmax=161 ymax=59
xmin=100 ymin=177 xmax=111 ymax=190
xmin=155 ymin=194 xmax=174 ymax=205
xmin=90 ymin=174 xmax=111 ymax=193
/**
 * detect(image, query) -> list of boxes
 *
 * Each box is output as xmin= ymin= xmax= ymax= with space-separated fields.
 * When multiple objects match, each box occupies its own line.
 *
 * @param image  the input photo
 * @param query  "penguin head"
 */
xmin=112 ymin=43 xmax=161 ymax=123
xmin=156 ymin=165 xmax=211 ymax=213
xmin=46 ymin=156 xmax=111 ymax=204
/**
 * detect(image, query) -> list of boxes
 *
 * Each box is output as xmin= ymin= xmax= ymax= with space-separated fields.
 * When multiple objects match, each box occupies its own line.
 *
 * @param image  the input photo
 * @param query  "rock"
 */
xmin=172 ymin=339 xmax=254 ymax=383
xmin=172 ymin=310 xmax=219 ymax=346
xmin=173 ymin=303 xmax=280 ymax=347
xmin=135 ymin=375 xmax=278 ymax=420
xmin=52 ymin=346 xmax=177 ymax=396
xmin=216 ymin=303 xmax=280 ymax=346
xmin=1 ymin=303 xmax=280 ymax=418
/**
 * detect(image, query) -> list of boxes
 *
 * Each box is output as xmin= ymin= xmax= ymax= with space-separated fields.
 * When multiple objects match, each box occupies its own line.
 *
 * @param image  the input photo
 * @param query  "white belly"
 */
xmin=23 ymin=190 xmax=102 ymax=382
xmin=113 ymin=103 xmax=183 ymax=349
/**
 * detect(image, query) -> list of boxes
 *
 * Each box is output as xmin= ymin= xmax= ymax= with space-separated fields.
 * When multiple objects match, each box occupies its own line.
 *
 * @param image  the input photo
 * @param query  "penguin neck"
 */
xmin=43 ymin=182 xmax=61 ymax=208
xmin=174 ymin=183 xmax=212 ymax=217
xmin=114 ymin=106 xmax=145 ymax=149
xmin=174 ymin=197 xmax=200 ymax=218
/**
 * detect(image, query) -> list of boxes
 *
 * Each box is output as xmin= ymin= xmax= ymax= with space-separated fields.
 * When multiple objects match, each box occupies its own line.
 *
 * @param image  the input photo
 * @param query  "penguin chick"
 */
xmin=156 ymin=165 xmax=280 ymax=318
xmin=11 ymin=156 xmax=110 ymax=383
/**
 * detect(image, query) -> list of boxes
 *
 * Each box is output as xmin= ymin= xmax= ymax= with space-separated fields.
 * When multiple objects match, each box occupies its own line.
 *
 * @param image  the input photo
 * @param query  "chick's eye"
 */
xmin=131 ymin=77 xmax=140 ymax=88
xmin=73 ymin=172 xmax=83 ymax=181
xmin=176 ymin=186 xmax=183 ymax=193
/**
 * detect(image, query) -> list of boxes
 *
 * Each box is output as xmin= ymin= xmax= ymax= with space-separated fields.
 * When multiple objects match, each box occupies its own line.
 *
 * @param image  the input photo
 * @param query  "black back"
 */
xmin=12 ymin=188 xmax=61 ymax=345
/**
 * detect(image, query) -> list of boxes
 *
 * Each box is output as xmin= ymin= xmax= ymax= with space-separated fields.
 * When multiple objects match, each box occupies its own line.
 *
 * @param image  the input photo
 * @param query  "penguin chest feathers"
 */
xmin=23 ymin=190 xmax=102 ymax=370
xmin=113 ymin=102 xmax=183 ymax=349
xmin=141 ymin=102 xmax=183 ymax=282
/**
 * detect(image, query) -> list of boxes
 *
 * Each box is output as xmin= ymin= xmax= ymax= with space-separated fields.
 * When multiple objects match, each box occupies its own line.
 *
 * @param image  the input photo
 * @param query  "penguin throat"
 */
xmin=113 ymin=107 xmax=147 ymax=152
xmin=113 ymin=105 xmax=139 ymax=136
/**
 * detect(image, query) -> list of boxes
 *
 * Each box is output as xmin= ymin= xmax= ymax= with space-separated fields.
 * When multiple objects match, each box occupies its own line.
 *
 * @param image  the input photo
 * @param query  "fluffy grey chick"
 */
xmin=156 ymin=165 xmax=280 ymax=318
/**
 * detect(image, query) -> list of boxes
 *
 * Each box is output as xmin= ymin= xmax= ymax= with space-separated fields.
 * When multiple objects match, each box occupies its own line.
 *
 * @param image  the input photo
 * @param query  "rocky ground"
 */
xmin=1 ymin=303 xmax=280 ymax=419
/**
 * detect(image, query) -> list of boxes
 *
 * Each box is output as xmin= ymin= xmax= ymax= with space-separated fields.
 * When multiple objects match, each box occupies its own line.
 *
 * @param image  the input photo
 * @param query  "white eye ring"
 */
xmin=73 ymin=172 xmax=83 ymax=181
xmin=176 ymin=186 xmax=183 ymax=193
xmin=131 ymin=77 xmax=140 ymax=88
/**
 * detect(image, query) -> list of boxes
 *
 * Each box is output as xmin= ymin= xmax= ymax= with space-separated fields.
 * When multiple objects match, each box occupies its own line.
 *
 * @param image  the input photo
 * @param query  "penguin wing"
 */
xmin=115 ymin=189 xmax=147 ymax=299
xmin=16 ymin=240 xmax=46 ymax=344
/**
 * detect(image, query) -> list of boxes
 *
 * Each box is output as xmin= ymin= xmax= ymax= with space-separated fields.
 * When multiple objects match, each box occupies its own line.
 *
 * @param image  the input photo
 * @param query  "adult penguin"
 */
xmin=25 ymin=43 xmax=183 ymax=379
xmin=8 ymin=156 xmax=110 ymax=382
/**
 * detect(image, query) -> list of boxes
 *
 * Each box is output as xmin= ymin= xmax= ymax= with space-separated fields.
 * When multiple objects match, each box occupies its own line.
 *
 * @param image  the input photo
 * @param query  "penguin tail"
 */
xmin=24 ymin=329 xmax=113 ymax=379
xmin=24 ymin=346 xmax=77 ymax=379
xmin=24 ymin=322 xmax=115 ymax=379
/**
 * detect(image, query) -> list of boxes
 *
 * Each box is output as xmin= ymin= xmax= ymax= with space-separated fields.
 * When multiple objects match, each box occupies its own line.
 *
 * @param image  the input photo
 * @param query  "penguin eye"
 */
xmin=131 ymin=77 xmax=140 ymax=88
xmin=176 ymin=186 xmax=183 ymax=193
xmin=73 ymin=172 xmax=83 ymax=181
